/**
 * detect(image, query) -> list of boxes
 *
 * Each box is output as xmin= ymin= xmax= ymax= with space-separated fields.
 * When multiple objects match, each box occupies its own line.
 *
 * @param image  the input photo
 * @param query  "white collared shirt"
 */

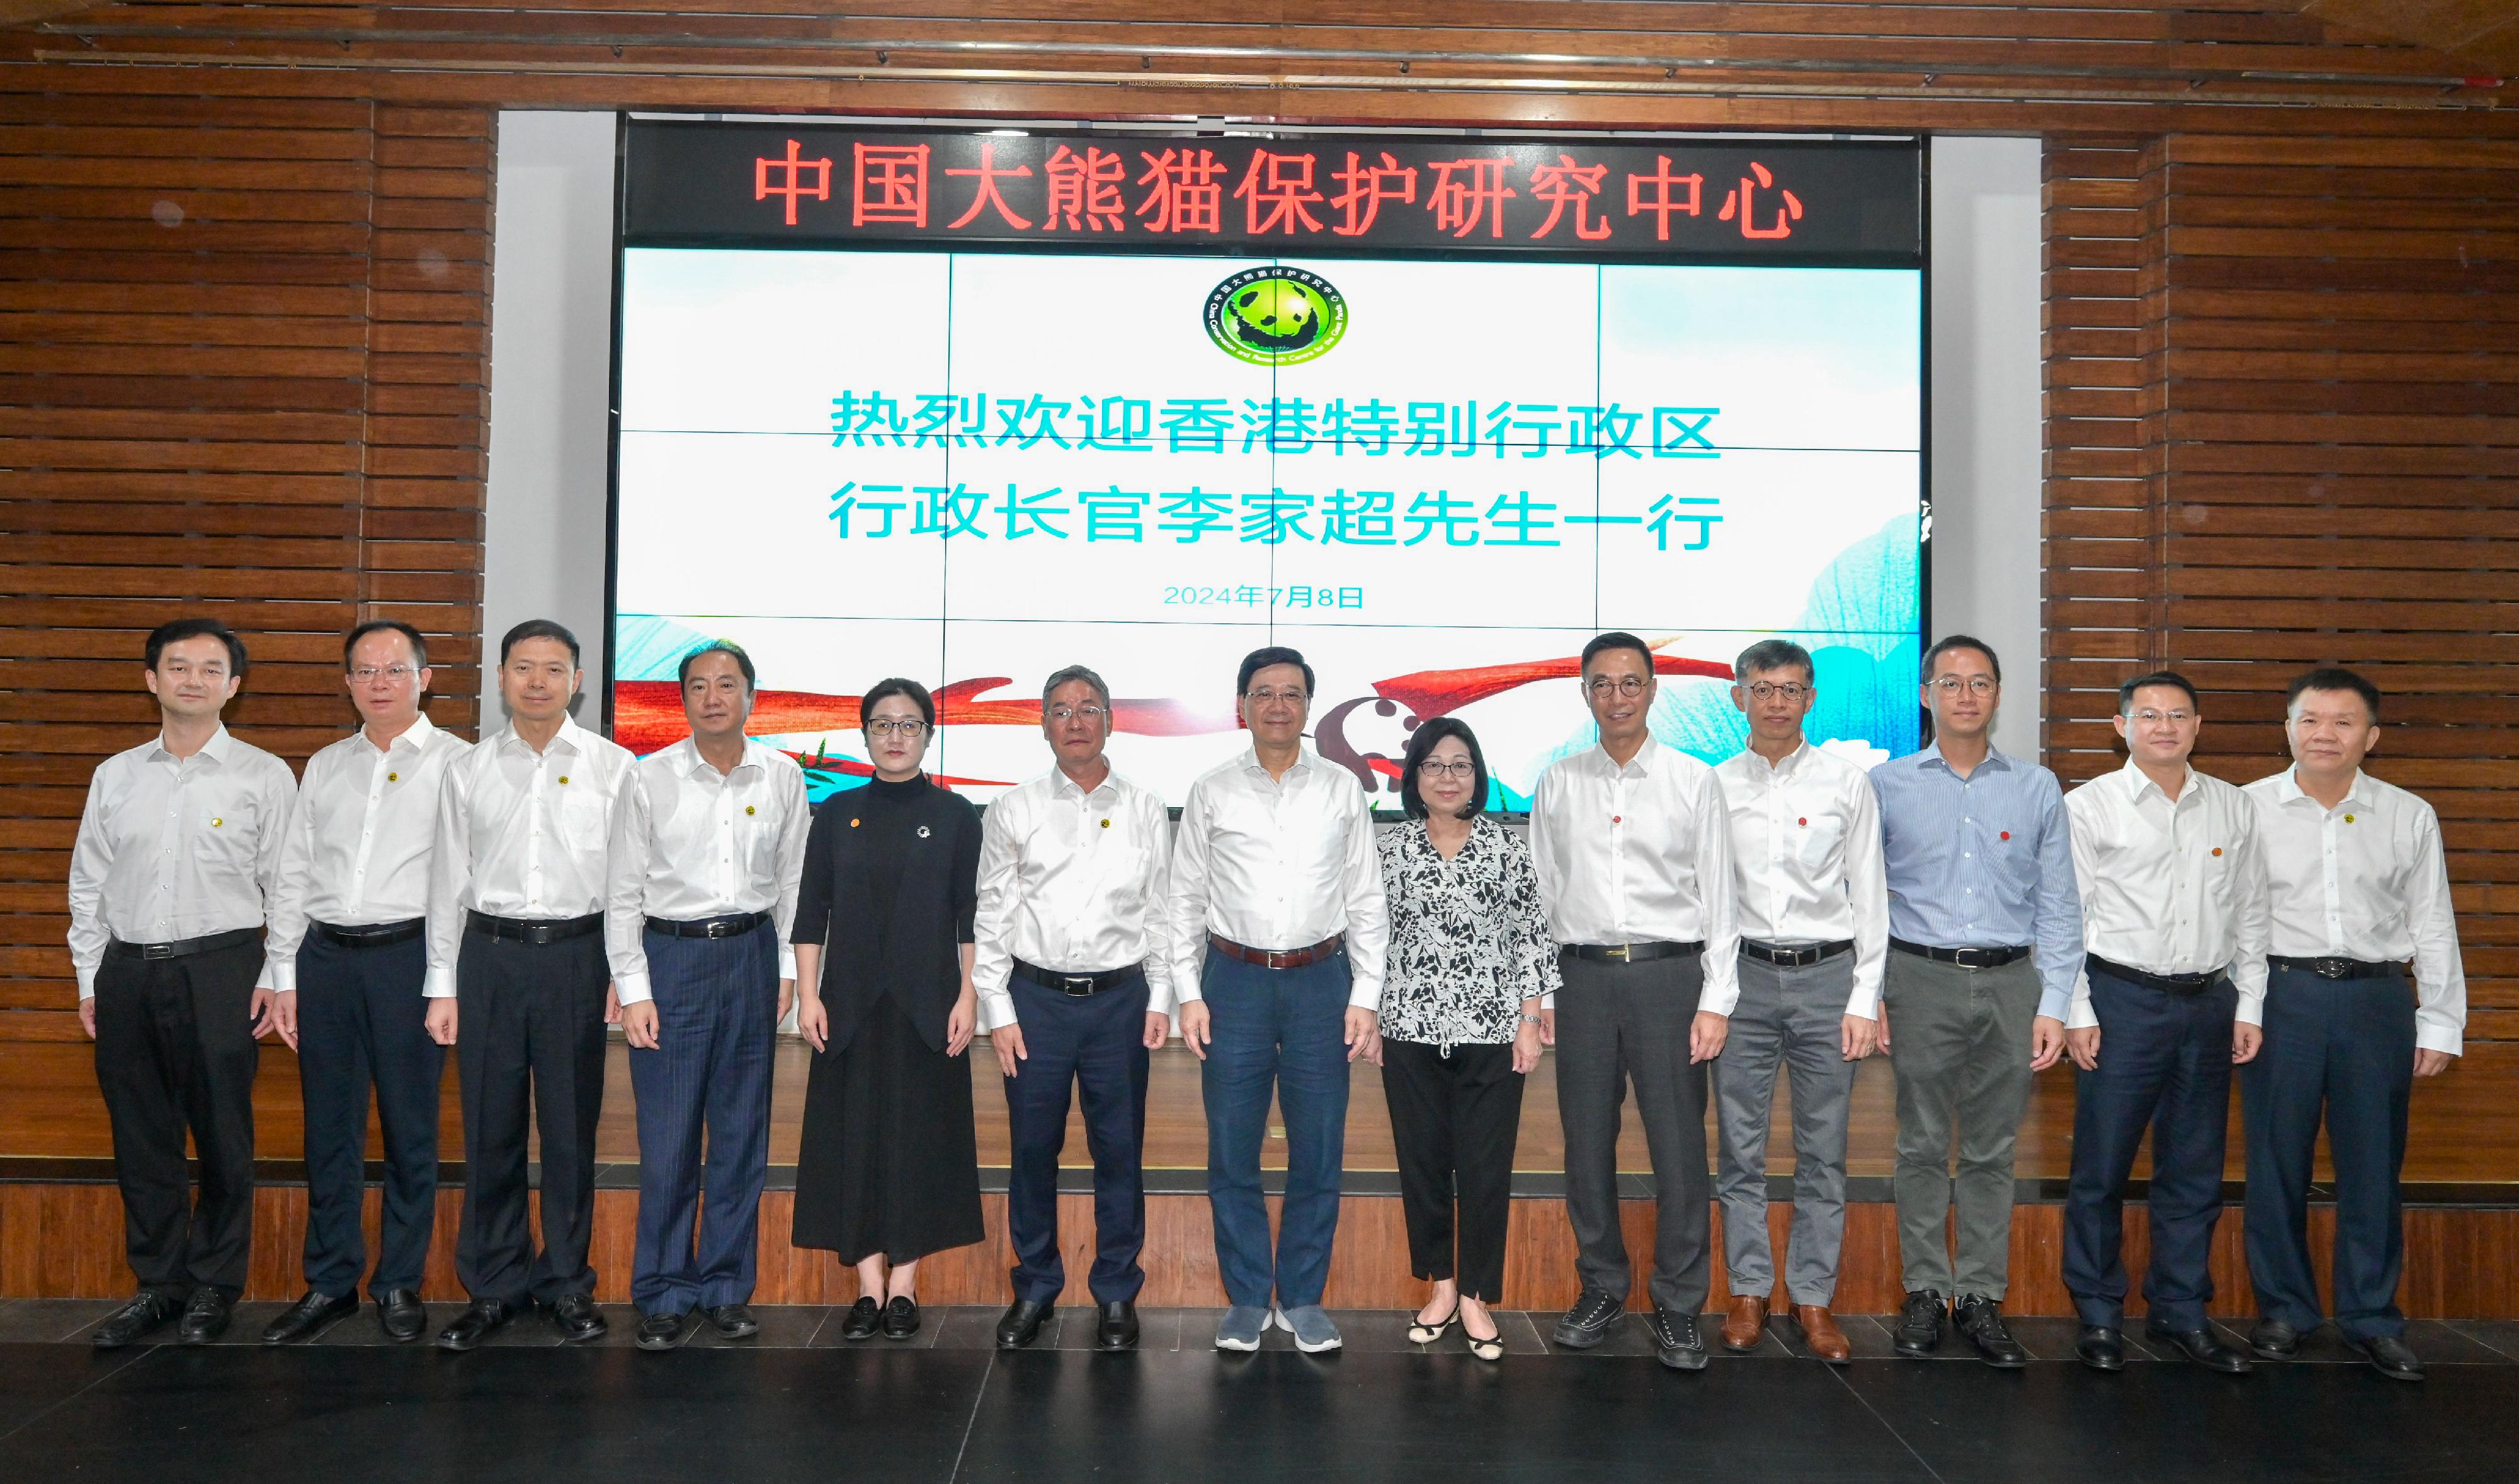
xmin=425 ymin=713 xmax=634 ymax=997
xmin=1529 ymin=736 xmax=1741 ymax=1015
xmin=973 ymin=764 xmax=1176 ymax=1027
xmin=1714 ymin=740 xmax=1889 ymax=1019
xmin=264 ymin=714 xmax=471 ymax=993
xmin=67 ymin=725 xmax=299 ymax=999
xmin=2065 ymin=759 xmax=2270 ymax=1028
xmin=2244 ymin=766 xmax=2465 ymax=1057
xmin=1166 ymin=745 xmax=1388 ymax=1010
xmin=603 ymin=737 xmax=810 ymax=1005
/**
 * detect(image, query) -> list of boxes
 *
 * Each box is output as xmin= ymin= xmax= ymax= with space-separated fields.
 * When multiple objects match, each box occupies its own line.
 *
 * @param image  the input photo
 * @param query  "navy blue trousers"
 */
xmin=2062 ymin=968 xmax=2239 ymax=1332
xmin=1200 ymin=949 xmax=1353 ymax=1311
xmin=627 ymin=925 xmax=778 ymax=1315
xmin=1001 ymin=971 xmax=1151 ymax=1305
xmin=453 ymin=930 xmax=608 ymax=1305
xmin=2241 ymin=965 xmax=2417 ymax=1341
xmin=293 ymin=931 xmax=443 ymax=1297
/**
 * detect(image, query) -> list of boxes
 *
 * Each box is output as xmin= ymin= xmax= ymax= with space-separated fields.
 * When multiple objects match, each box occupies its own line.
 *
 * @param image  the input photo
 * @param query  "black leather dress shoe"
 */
xmin=2078 ymin=1325 xmax=2127 ymax=1371
xmin=635 ymin=1309 xmax=693 ymax=1351
xmin=839 ymin=1296 xmax=881 ymax=1342
xmin=2248 ymin=1318 xmax=2302 ymax=1360
xmin=880 ymin=1296 xmax=920 ymax=1340
xmin=549 ymin=1293 xmax=608 ymax=1344
xmin=91 ymin=1290 xmax=181 ymax=1350
xmin=2145 ymin=1322 xmax=2255 ymax=1373
xmin=705 ymin=1303 xmax=760 ymax=1340
xmin=375 ymin=1289 xmax=427 ymax=1344
xmin=2351 ymin=1334 xmax=2425 ymax=1382
xmin=261 ymin=1289 xmax=358 ymax=1345
xmin=996 ymin=1298 xmax=1052 ymax=1349
xmin=1647 ymin=1306 xmax=1709 ymax=1372
xmin=1892 ymin=1290 xmax=1947 ymax=1359
xmin=178 ymin=1286 xmax=235 ymax=1345
xmin=1098 ymin=1301 xmax=1140 ymax=1352
xmin=435 ymin=1298 xmax=517 ymax=1352
xmin=1953 ymin=1294 xmax=2029 ymax=1369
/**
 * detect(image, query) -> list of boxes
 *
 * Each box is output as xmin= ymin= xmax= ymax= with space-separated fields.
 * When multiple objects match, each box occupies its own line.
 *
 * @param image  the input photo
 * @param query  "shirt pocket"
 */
xmin=560 ymin=784 xmax=611 ymax=854
xmin=1796 ymin=811 xmax=1846 ymax=873
xmin=193 ymin=798 xmax=256 ymax=866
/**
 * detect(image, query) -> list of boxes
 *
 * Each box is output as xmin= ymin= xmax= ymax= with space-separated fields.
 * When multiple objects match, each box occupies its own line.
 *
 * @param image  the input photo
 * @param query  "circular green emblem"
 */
xmin=1204 ymin=267 xmax=1347 ymax=366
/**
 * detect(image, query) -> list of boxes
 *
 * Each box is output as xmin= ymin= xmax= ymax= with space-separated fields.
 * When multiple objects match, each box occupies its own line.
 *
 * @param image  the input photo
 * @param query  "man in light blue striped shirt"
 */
xmin=1867 ymin=635 xmax=2083 ymax=1368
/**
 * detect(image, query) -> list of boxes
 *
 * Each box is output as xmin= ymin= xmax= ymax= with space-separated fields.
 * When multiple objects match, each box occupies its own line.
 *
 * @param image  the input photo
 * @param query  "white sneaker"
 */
xmin=1273 ymin=1304 xmax=1343 ymax=1353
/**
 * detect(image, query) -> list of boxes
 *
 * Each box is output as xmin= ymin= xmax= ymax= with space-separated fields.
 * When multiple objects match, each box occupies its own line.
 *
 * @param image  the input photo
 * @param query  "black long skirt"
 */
xmin=792 ymin=993 xmax=984 ymax=1264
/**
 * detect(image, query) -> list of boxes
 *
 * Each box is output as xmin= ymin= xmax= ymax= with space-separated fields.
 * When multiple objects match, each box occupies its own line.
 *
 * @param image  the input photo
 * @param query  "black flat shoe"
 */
xmin=635 ymin=1309 xmax=693 ymax=1351
xmin=880 ymin=1295 xmax=920 ymax=1340
xmin=2248 ymin=1318 xmax=2302 ymax=1361
xmin=435 ymin=1298 xmax=516 ymax=1352
xmin=1552 ymin=1288 xmax=1622 ymax=1350
xmin=2078 ymin=1325 xmax=2126 ymax=1371
xmin=1892 ymin=1290 xmax=1946 ymax=1359
xmin=91 ymin=1290 xmax=181 ymax=1350
xmin=1953 ymin=1294 xmax=2029 ymax=1369
xmin=548 ymin=1293 xmax=608 ymax=1344
xmin=2351 ymin=1334 xmax=2425 ymax=1383
xmin=2144 ymin=1322 xmax=2254 ymax=1373
xmin=839 ymin=1296 xmax=881 ymax=1342
xmin=1647 ymin=1306 xmax=1709 ymax=1372
xmin=375 ymin=1289 xmax=427 ymax=1343
xmin=1098 ymin=1300 xmax=1140 ymax=1352
xmin=996 ymin=1298 xmax=1053 ymax=1349
xmin=178 ymin=1286 xmax=234 ymax=1345
xmin=705 ymin=1303 xmax=760 ymax=1340
xmin=261 ymin=1289 xmax=358 ymax=1345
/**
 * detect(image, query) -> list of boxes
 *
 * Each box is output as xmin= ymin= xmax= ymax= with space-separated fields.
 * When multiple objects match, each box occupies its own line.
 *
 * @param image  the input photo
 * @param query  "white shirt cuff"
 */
xmin=1843 ymin=984 xmax=1880 ymax=1021
xmin=977 ymin=987 xmax=1016 ymax=1034
xmin=270 ymin=959 xmax=299 ymax=994
xmin=2417 ymin=1026 xmax=2463 ymax=1057
xmin=778 ymin=943 xmax=797 ymax=979
xmin=423 ymin=964 xmax=457 ymax=999
xmin=77 ymin=966 xmax=96 ymax=1001
xmin=613 ymin=970 xmax=653 ymax=1006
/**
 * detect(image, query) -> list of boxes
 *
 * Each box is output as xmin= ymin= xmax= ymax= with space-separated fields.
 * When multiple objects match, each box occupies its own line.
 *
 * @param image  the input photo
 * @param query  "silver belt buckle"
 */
xmin=2315 ymin=958 xmax=2350 ymax=979
xmin=140 ymin=941 xmax=177 ymax=961
xmin=1060 ymin=974 xmax=1095 ymax=997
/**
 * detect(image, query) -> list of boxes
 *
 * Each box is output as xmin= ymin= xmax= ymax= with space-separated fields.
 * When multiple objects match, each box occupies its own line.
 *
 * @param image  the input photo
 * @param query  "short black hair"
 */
xmin=145 ymin=618 xmax=248 ymax=680
xmin=1580 ymin=631 xmax=1655 ymax=676
xmin=1734 ymin=638 xmax=1814 ymax=683
xmin=2285 ymin=666 xmax=2381 ymax=722
xmin=1399 ymin=716 xmax=1490 ymax=822
xmin=2117 ymin=669 xmax=2200 ymax=715
xmin=1237 ymin=645 xmax=1314 ymax=697
xmin=678 ymin=640 xmax=756 ymax=690
xmin=343 ymin=619 xmax=428 ymax=671
xmin=499 ymin=618 xmax=581 ymax=669
xmin=1922 ymin=634 xmax=2000 ymax=684
xmin=860 ymin=676 xmax=935 ymax=730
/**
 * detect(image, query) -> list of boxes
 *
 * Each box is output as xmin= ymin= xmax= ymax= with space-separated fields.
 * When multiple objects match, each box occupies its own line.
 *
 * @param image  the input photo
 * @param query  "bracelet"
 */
xmin=1519 ymin=1013 xmax=1545 ymax=1026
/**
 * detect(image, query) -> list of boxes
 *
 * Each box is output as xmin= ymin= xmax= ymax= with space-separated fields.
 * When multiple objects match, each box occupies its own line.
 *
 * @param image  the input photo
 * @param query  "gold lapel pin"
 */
xmin=211 ymin=817 xmax=224 ymax=827
xmin=2345 ymin=813 xmax=2356 ymax=824
xmin=1101 ymin=818 xmax=1112 ymax=829
xmin=558 ymin=774 xmax=570 ymax=785
xmin=746 ymin=804 xmax=756 ymax=815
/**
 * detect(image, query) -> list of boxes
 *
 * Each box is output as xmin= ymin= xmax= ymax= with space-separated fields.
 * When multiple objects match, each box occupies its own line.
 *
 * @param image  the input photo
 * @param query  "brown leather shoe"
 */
xmin=1721 ymin=1294 xmax=1768 ymax=1352
xmin=1792 ymin=1305 xmax=1853 ymax=1364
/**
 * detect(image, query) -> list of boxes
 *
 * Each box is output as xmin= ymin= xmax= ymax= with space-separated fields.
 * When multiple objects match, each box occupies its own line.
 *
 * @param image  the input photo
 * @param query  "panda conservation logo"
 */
xmin=1203 ymin=266 xmax=1348 ymax=366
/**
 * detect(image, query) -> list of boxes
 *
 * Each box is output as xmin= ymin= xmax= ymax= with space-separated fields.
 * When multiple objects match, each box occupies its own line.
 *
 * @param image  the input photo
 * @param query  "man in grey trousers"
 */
xmin=1868 ymin=635 xmax=2083 ymax=1368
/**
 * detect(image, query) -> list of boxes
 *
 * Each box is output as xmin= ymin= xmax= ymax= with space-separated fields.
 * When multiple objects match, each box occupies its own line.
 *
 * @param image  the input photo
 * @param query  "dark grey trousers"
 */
xmin=1554 ymin=949 xmax=1710 ymax=1315
xmin=1884 ymin=952 xmax=2040 ymax=1301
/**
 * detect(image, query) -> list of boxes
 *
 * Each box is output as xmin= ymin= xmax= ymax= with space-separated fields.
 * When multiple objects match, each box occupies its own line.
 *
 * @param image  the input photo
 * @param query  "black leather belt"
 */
xmin=1891 ymin=938 xmax=2032 ymax=970
xmin=1013 ymin=960 xmax=1141 ymax=997
xmin=2087 ymin=953 xmax=2227 ymax=997
xmin=1741 ymin=938 xmax=1855 ymax=968
xmin=645 ymin=910 xmax=770 ymax=940
xmin=312 ymin=918 xmax=424 ymax=949
xmin=2270 ymin=954 xmax=2401 ymax=982
xmin=108 ymin=926 xmax=261 ymax=962
xmin=1564 ymin=940 xmax=1704 ymax=965
xmin=467 ymin=910 xmax=603 ymax=946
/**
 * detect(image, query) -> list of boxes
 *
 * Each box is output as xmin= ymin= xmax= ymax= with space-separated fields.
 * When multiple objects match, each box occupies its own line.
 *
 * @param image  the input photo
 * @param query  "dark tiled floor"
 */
xmin=1 ymin=1302 xmax=2511 ymax=1484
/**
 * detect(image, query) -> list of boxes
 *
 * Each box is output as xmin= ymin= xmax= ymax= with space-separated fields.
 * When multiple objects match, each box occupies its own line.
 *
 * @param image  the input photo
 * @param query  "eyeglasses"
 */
xmin=1929 ymin=676 xmax=1998 ymax=696
xmin=866 ymin=718 xmax=930 ymax=739
xmin=1418 ymin=759 xmax=1476 ymax=780
xmin=2129 ymin=708 xmax=2195 ymax=726
xmin=1048 ymin=705 xmax=1108 ymax=724
xmin=1585 ymin=676 xmax=1648 ymax=698
xmin=351 ymin=666 xmax=417 ymax=684
xmin=1744 ymin=682 xmax=1809 ymax=702
xmin=1246 ymin=687 xmax=1307 ymax=705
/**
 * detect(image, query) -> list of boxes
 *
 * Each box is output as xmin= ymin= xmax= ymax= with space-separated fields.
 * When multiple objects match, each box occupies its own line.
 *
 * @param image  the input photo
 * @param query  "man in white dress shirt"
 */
xmin=1709 ymin=639 xmax=1885 ymax=1365
xmin=426 ymin=619 xmax=635 ymax=1350
xmin=2061 ymin=669 xmax=2270 ymax=1374
xmin=605 ymin=640 xmax=807 ymax=1352
xmin=1530 ymin=632 xmax=1738 ymax=1371
xmin=259 ymin=620 xmax=470 ymax=1345
xmin=975 ymin=664 xmax=1173 ymax=1352
xmin=1169 ymin=646 xmax=1387 ymax=1354
xmin=2241 ymin=668 xmax=2464 ymax=1382
xmin=70 ymin=618 xmax=297 ymax=1349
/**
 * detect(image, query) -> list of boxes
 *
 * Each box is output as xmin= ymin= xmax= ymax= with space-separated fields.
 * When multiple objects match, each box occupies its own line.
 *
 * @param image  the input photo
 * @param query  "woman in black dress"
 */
xmin=791 ymin=677 xmax=984 ymax=1341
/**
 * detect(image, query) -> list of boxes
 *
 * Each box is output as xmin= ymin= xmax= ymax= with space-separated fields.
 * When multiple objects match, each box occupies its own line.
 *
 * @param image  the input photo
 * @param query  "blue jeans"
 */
xmin=1200 ymin=949 xmax=1353 ymax=1310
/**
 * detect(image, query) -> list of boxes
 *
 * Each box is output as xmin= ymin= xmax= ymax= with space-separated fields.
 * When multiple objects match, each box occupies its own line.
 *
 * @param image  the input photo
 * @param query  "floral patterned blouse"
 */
xmin=1377 ymin=815 xmax=1562 ymax=1052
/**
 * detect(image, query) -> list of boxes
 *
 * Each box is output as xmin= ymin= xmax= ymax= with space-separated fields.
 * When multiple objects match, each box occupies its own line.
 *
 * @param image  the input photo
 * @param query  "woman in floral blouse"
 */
xmin=1377 ymin=717 xmax=1561 ymax=1361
